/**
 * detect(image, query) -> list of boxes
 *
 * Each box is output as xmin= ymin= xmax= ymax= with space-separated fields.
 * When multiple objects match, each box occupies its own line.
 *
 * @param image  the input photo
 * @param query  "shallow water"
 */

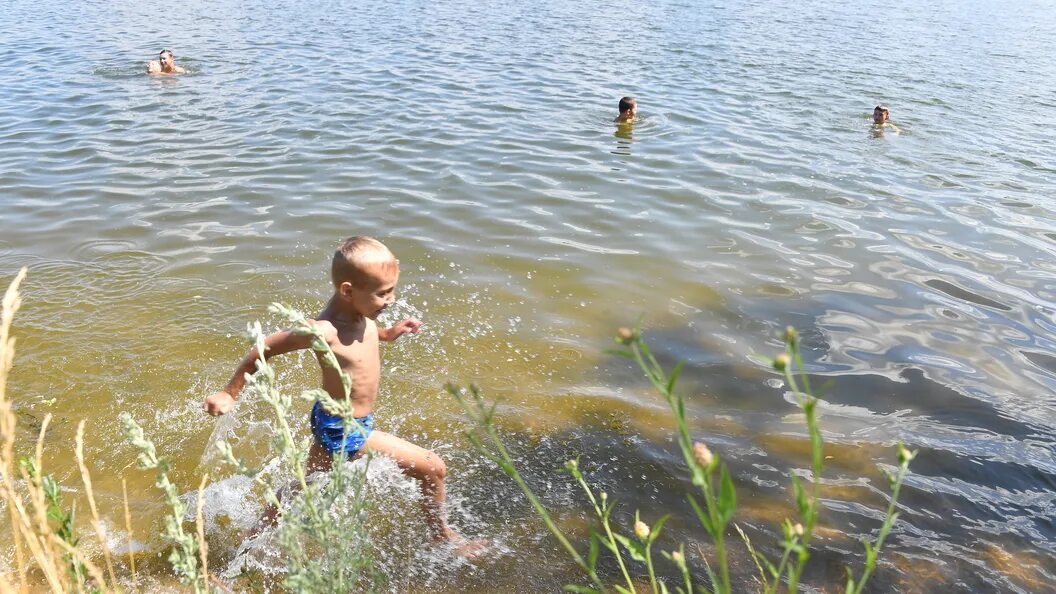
xmin=2 ymin=0 xmax=1056 ymax=591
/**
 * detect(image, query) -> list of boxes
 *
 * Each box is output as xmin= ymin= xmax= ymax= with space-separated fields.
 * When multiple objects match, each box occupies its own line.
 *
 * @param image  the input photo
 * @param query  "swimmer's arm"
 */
xmin=174 ymin=66 xmax=187 ymax=74
xmin=204 ymin=327 xmax=322 ymax=415
xmin=378 ymin=318 xmax=422 ymax=342
xmin=888 ymin=123 xmax=902 ymax=134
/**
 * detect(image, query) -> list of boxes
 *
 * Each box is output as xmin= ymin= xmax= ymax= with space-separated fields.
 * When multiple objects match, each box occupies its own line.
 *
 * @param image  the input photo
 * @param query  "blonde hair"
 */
xmin=331 ymin=236 xmax=397 ymax=287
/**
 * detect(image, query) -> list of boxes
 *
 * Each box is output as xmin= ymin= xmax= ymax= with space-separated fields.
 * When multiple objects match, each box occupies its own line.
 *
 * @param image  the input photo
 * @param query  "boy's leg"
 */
xmin=362 ymin=431 xmax=455 ymax=541
xmin=253 ymin=440 xmax=332 ymax=534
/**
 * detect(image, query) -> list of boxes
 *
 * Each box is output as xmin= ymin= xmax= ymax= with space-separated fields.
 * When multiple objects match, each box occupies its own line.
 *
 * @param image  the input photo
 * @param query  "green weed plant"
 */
xmin=1 ymin=267 xmax=914 ymax=593
xmin=123 ymin=303 xmax=381 ymax=592
xmin=449 ymin=325 xmax=916 ymax=594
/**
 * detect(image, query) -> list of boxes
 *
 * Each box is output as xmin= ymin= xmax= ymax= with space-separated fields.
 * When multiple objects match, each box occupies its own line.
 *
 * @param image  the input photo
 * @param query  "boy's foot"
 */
xmin=454 ymin=537 xmax=488 ymax=559
xmin=436 ymin=534 xmax=489 ymax=560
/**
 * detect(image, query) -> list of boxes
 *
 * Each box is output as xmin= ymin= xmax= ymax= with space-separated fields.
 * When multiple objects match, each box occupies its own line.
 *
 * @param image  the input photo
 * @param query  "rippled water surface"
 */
xmin=3 ymin=0 xmax=1056 ymax=591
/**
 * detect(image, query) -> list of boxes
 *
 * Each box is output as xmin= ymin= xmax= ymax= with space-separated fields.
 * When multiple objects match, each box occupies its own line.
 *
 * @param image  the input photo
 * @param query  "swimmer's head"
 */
xmin=617 ymin=96 xmax=637 ymax=122
xmin=873 ymin=105 xmax=890 ymax=124
xmin=159 ymin=49 xmax=174 ymax=69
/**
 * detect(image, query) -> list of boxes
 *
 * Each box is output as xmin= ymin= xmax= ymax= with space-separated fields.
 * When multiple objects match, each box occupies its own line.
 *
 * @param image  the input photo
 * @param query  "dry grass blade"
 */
xmin=50 ymin=533 xmax=110 ymax=592
xmin=122 ymin=478 xmax=136 ymax=583
xmin=23 ymin=413 xmax=67 ymax=591
xmin=75 ymin=420 xmax=117 ymax=589
xmin=734 ymin=523 xmax=768 ymax=588
xmin=0 ymin=268 xmax=28 ymax=590
xmin=1 ymin=268 xmax=77 ymax=592
xmin=196 ymin=473 xmax=209 ymax=592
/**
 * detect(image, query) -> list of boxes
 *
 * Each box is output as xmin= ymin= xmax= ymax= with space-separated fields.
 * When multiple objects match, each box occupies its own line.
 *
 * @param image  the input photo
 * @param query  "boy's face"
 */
xmin=340 ymin=264 xmax=399 ymax=320
xmin=873 ymin=109 xmax=888 ymax=124
xmin=159 ymin=52 xmax=174 ymax=69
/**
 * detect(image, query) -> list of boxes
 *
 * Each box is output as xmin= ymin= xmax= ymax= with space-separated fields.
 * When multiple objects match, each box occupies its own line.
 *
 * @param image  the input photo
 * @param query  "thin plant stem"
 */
xmin=0 ymin=271 xmax=28 ymax=591
xmin=196 ymin=473 xmax=210 ymax=593
xmin=778 ymin=336 xmax=822 ymax=594
xmin=23 ymin=417 xmax=68 ymax=592
xmin=450 ymin=385 xmax=609 ymax=593
xmin=75 ymin=420 xmax=117 ymax=589
xmin=573 ymin=473 xmax=635 ymax=593
xmin=644 ymin=540 xmax=658 ymax=594
xmin=485 ymin=425 xmax=602 ymax=588
xmin=121 ymin=413 xmax=206 ymax=593
xmin=50 ymin=534 xmax=110 ymax=592
xmin=848 ymin=451 xmax=914 ymax=594
xmin=626 ymin=338 xmax=731 ymax=594
xmin=122 ymin=478 xmax=137 ymax=583
xmin=766 ymin=538 xmax=797 ymax=594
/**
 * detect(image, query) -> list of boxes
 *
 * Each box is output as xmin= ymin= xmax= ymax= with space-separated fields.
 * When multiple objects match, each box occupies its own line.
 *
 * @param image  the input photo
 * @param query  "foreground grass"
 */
xmin=0 ymin=270 xmax=379 ymax=593
xmin=1 ymin=268 xmax=913 ymax=592
xmin=449 ymin=324 xmax=915 ymax=594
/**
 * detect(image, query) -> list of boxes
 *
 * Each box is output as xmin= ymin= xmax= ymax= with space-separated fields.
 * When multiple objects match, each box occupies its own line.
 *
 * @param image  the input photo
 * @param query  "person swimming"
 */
xmin=615 ymin=96 xmax=637 ymax=124
xmin=872 ymin=105 xmax=901 ymax=134
xmin=147 ymin=49 xmax=186 ymax=75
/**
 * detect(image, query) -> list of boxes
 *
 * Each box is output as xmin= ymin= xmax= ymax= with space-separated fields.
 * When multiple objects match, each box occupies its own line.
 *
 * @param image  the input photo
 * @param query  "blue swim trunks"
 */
xmin=310 ymin=401 xmax=374 ymax=456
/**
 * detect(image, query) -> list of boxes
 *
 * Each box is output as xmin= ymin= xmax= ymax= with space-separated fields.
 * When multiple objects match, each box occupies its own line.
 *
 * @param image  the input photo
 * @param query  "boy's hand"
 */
xmin=204 ymin=391 xmax=235 ymax=416
xmin=386 ymin=318 xmax=422 ymax=341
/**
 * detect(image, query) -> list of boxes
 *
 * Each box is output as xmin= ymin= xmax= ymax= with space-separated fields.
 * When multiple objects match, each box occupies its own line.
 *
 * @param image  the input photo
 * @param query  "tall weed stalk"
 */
xmin=120 ymin=413 xmax=208 ymax=593
xmin=451 ymin=324 xmax=916 ymax=593
xmin=214 ymin=303 xmax=380 ymax=592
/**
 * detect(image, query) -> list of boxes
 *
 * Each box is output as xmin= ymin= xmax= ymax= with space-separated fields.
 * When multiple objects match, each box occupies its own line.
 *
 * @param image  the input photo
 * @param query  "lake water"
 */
xmin=2 ymin=0 xmax=1056 ymax=591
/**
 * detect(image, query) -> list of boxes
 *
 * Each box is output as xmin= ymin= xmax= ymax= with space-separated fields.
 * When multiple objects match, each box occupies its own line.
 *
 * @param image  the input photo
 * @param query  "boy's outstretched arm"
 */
xmin=378 ymin=318 xmax=422 ymax=342
xmin=204 ymin=329 xmax=315 ymax=416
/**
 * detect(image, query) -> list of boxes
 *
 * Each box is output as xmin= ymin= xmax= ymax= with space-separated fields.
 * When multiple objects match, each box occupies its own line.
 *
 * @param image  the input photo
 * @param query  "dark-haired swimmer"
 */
xmin=147 ymin=49 xmax=186 ymax=75
xmin=615 ymin=96 xmax=638 ymax=124
xmin=872 ymin=105 xmax=901 ymax=134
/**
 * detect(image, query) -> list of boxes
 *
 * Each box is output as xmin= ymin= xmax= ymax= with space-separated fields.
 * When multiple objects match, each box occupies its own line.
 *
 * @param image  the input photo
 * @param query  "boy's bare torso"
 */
xmin=313 ymin=310 xmax=381 ymax=418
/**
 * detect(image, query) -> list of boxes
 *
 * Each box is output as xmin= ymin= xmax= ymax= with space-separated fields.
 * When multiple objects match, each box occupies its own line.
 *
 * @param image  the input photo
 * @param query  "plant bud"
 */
xmin=600 ymin=491 xmax=608 ymax=502
xmin=634 ymin=521 xmax=650 ymax=540
xmin=793 ymin=523 xmax=804 ymax=537
xmin=773 ymin=353 xmax=790 ymax=372
xmin=565 ymin=459 xmax=578 ymax=472
xmin=693 ymin=442 xmax=714 ymax=467
xmin=784 ymin=326 xmax=798 ymax=345
xmin=897 ymin=443 xmax=917 ymax=465
xmin=671 ymin=550 xmax=684 ymax=564
xmin=616 ymin=327 xmax=636 ymax=345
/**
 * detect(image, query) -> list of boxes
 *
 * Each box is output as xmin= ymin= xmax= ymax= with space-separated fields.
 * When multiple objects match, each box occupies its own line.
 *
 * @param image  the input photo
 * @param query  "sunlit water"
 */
xmin=2 ymin=0 xmax=1056 ymax=591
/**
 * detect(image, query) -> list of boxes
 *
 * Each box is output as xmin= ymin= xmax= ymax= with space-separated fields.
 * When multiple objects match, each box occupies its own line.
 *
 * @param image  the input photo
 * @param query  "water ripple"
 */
xmin=3 ymin=0 xmax=1056 ymax=591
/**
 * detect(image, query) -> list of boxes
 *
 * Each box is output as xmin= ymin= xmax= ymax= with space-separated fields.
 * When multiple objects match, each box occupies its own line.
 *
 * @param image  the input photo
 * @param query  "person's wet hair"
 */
xmin=332 ymin=236 xmax=397 ymax=287
xmin=160 ymin=49 xmax=174 ymax=59
xmin=619 ymin=96 xmax=637 ymax=113
xmin=874 ymin=105 xmax=889 ymax=115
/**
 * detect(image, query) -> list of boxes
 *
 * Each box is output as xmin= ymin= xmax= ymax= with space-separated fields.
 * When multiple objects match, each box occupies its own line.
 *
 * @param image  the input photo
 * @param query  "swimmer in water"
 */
xmin=872 ymin=105 xmax=901 ymax=134
xmin=615 ymin=96 xmax=637 ymax=124
xmin=147 ymin=49 xmax=186 ymax=75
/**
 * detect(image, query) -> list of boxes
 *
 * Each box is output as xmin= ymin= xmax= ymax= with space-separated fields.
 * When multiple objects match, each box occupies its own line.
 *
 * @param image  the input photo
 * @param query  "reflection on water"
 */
xmin=3 ymin=0 xmax=1056 ymax=591
xmin=614 ymin=122 xmax=634 ymax=156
